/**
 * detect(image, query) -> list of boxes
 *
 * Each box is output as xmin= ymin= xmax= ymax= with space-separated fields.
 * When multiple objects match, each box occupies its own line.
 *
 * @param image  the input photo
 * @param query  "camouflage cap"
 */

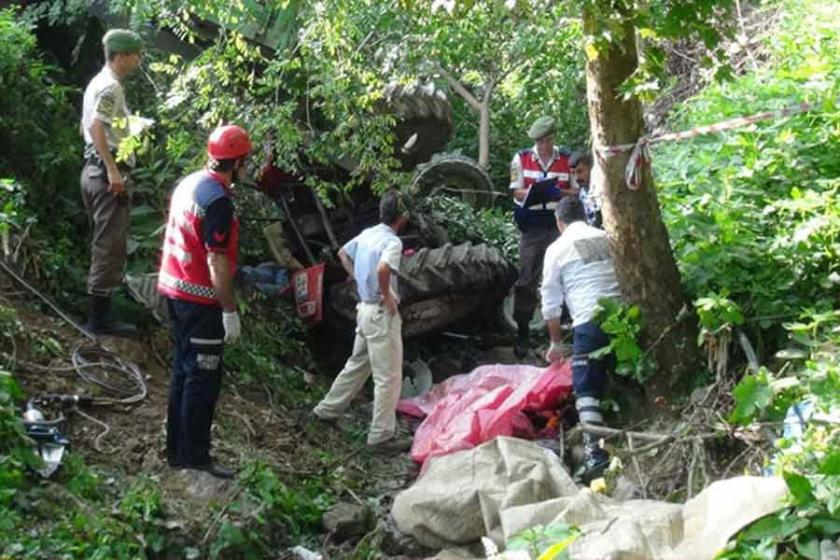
xmin=528 ymin=115 xmax=556 ymax=140
xmin=103 ymin=29 xmax=143 ymax=54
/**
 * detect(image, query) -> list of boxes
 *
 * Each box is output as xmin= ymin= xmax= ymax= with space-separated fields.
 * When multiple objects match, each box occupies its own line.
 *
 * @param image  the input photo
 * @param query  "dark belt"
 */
xmin=83 ymin=155 xmax=132 ymax=173
xmin=84 ymin=155 xmax=104 ymax=168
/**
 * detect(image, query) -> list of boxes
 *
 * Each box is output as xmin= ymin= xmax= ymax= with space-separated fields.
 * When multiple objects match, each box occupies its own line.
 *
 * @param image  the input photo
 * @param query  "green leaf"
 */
xmin=795 ymin=534 xmax=820 ymax=560
xmin=739 ymin=514 xmax=782 ymax=541
xmin=783 ymin=471 xmax=814 ymax=507
xmin=819 ymin=452 xmax=840 ymax=475
xmin=729 ymin=373 xmax=773 ymax=425
xmin=811 ymin=515 xmax=840 ymax=536
xmin=740 ymin=512 xmax=809 ymax=543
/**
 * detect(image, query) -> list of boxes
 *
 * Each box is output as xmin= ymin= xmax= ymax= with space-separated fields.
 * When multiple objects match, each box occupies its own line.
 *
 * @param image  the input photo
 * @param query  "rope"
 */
xmin=596 ymin=100 xmax=813 ymax=190
xmin=74 ymin=408 xmax=112 ymax=453
xmin=0 ymin=258 xmax=94 ymax=340
xmin=0 ymin=257 xmax=149 ymax=450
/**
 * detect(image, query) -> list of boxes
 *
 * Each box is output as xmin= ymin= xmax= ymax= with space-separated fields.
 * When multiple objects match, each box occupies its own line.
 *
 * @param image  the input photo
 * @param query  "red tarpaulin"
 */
xmin=397 ymin=361 xmax=574 ymax=467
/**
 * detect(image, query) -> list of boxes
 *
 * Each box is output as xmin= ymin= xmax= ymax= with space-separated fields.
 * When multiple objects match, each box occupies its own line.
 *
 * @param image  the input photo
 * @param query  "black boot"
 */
xmin=85 ymin=294 xmax=138 ymax=338
xmin=581 ymin=432 xmax=610 ymax=483
xmin=514 ymin=323 xmax=530 ymax=359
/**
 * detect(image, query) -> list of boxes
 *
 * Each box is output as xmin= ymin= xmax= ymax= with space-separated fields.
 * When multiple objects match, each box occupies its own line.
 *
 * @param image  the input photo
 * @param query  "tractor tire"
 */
xmin=411 ymin=152 xmax=499 ymax=208
xmin=328 ymin=242 xmax=515 ymax=338
xmin=379 ymin=82 xmax=453 ymax=170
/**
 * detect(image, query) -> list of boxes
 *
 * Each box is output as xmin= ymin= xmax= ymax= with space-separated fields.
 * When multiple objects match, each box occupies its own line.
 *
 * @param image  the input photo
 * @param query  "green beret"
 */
xmin=528 ymin=115 xmax=556 ymax=140
xmin=103 ymin=29 xmax=143 ymax=54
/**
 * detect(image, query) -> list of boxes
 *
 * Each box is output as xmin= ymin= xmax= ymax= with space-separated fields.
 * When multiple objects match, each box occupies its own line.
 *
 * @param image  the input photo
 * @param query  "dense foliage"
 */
xmin=719 ymin=310 xmax=840 ymax=558
xmin=0 ymin=0 xmax=838 ymax=557
xmin=98 ymin=0 xmax=590 ymax=191
xmin=650 ymin=0 xmax=840 ymax=555
xmin=0 ymin=8 xmax=90 ymax=306
xmin=0 ymin=8 xmax=78 ymax=198
xmin=419 ymin=195 xmax=519 ymax=264
xmin=657 ymin=0 xmax=840 ymax=344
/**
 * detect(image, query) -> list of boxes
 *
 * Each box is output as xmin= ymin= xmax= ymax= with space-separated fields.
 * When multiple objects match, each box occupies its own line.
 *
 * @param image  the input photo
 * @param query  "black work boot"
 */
xmin=513 ymin=323 xmax=530 ymax=359
xmin=367 ymin=435 xmax=412 ymax=455
xmin=581 ymin=432 xmax=610 ymax=483
xmin=85 ymin=294 xmax=138 ymax=338
xmin=172 ymin=461 xmax=236 ymax=480
xmin=192 ymin=462 xmax=235 ymax=480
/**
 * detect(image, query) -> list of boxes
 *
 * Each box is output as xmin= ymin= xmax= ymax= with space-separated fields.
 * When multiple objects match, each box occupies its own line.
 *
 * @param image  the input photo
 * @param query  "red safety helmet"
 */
xmin=207 ymin=125 xmax=252 ymax=160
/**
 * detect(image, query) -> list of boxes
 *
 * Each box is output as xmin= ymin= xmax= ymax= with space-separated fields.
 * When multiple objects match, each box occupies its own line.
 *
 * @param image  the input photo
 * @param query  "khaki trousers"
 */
xmin=80 ymin=162 xmax=131 ymax=296
xmin=315 ymin=302 xmax=403 ymax=445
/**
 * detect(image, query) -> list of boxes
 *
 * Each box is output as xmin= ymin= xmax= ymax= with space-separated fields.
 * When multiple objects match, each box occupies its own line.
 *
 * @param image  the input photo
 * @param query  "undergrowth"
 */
xmin=225 ymin=294 xmax=316 ymax=404
xmin=719 ymin=309 xmax=840 ymax=558
xmin=1 ymin=365 xmax=330 ymax=559
xmin=656 ymin=0 xmax=840 ymax=348
xmin=419 ymin=194 xmax=519 ymax=265
xmin=653 ymin=0 xmax=840 ymax=554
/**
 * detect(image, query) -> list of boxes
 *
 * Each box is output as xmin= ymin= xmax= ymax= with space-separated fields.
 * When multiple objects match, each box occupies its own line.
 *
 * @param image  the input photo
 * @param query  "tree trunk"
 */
xmin=478 ymin=99 xmax=490 ymax=169
xmin=583 ymin=9 xmax=702 ymax=400
xmin=438 ymin=66 xmax=493 ymax=170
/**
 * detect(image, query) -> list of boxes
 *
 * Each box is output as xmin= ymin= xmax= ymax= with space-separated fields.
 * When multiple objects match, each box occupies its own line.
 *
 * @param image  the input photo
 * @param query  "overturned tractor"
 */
xmin=257 ymin=82 xmax=515 ymax=337
xmin=125 ymin=81 xmax=514 ymax=337
xmin=96 ymin=3 xmax=516 ymax=337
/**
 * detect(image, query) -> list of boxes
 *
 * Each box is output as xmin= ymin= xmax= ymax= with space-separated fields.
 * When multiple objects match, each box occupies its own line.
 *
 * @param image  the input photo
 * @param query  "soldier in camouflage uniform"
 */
xmin=80 ymin=29 xmax=143 ymax=336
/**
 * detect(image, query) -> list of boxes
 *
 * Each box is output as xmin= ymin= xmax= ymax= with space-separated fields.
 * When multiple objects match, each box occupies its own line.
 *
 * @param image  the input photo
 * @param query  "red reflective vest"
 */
xmin=518 ymin=148 xmax=571 ymax=190
xmin=157 ymin=170 xmax=239 ymax=307
xmin=514 ymin=147 xmax=572 ymax=230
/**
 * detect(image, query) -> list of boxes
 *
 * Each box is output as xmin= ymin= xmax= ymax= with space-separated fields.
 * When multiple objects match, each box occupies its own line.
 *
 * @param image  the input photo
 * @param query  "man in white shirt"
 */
xmin=80 ymin=29 xmax=143 ymax=337
xmin=313 ymin=191 xmax=410 ymax=452
xmin=541 ymin=196 xmax=622 ymax=481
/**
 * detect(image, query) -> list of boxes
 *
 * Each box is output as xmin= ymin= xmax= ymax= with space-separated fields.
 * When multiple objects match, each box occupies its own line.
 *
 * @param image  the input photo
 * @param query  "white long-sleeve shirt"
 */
xmin=540 ymin=221 xmax=621 ymax=326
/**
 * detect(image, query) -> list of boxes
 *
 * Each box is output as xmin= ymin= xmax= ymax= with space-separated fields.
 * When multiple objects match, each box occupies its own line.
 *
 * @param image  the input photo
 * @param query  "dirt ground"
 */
xmin=5 ymin=275 xmax=752 ymax=559
xmin=3 ymin=284 xmax=535 ymax=558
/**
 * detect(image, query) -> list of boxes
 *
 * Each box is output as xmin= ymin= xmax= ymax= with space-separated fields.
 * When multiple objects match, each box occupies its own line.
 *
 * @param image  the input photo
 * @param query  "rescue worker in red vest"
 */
xmin=509 ymin=115 xmax=573 ymax=358
xmin=157 ymin=125 xmax=251 ymax=479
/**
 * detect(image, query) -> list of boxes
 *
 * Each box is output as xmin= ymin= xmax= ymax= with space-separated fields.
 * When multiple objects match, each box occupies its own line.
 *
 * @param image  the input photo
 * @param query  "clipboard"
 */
xmin=523 ymin=178 xmax=560 ymax=208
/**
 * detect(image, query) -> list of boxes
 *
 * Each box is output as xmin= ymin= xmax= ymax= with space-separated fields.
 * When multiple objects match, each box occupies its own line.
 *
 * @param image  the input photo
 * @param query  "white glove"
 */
xmin=222 ymin=311 xmax=241 ymax=343
xmin=544 ymin=341 xmax=569 ymax=363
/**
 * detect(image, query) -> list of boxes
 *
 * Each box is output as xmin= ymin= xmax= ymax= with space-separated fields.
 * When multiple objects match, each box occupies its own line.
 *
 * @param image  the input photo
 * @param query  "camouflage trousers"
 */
xmin=513 ymin=225 xmax=558 ymax=327
xmin=80 ymin=161 xmax=131 ymax=296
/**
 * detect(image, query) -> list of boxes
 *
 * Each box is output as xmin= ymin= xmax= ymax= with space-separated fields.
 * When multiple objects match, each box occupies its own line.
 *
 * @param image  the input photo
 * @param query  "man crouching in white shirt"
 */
xmin=541 ymin=196 xmax=622 ymax=481
xmin=313 ymin=191 xmax=411 ymax=454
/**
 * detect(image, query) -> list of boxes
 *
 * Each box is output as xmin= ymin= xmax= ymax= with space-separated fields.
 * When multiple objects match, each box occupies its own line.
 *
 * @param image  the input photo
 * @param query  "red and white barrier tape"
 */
xmin=596 ymin=101 xmax=812 ymax=190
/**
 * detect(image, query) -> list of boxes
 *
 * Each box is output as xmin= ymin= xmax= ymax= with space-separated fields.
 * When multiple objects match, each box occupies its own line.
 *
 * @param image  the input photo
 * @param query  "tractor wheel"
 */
xmin=411 ymin=152 xmax=499 ymax=208
xmin=380 ymin=82 xmax=453 ymax=170
xmin=328 ymin=242 xmax=515 ymax=338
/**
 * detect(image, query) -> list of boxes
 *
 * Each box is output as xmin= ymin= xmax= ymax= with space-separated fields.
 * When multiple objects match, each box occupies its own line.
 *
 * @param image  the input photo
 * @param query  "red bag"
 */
xmin=291 ymin=263 xmax=325 ymax=325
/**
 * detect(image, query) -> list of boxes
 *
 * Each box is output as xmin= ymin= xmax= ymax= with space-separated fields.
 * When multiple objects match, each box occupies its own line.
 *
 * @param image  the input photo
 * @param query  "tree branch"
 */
xmin=435 ymin=63 xmax=481 ymax=111
xmin=482 ymin=78 xmax=497 ymax=103
xmin=579 ymin=422 xmax=719 ymax=442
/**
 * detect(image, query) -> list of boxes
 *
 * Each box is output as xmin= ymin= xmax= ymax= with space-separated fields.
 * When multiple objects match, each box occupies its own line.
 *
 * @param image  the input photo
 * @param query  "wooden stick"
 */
xmin=627 ymin=434 xmax=648 ymax=499
xmin=311 ymin=191 xmax=339 ymax=250
xmin=580 ymin=422 xmax=719 ymax=442
xmin=279 ymin=194 xmax=316 ymax=265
